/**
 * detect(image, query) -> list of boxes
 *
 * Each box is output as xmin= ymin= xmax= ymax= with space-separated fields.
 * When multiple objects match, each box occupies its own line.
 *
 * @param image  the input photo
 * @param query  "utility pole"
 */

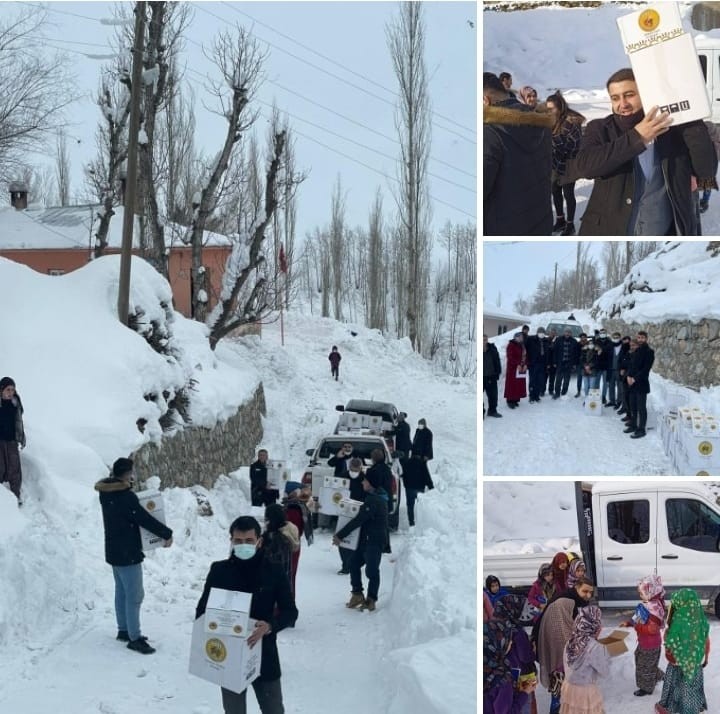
xmin=552 ymin=262 xmax=558 ymax=310
xmin=117 ymin=2 xmax=146 ymax=326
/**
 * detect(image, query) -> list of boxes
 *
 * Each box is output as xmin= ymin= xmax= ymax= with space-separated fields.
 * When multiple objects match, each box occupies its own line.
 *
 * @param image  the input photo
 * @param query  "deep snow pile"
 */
xmin=0 ymin=255 xmax=476 ymax=713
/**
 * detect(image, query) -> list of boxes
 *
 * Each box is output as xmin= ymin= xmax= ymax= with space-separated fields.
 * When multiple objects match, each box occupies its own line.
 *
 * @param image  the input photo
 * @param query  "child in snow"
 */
xmin=552 ymin=552 xmax=570 ymax=593
xmin=527 ymin=562 xmax=556 ymax=622
xmin=328 ymin=346 xmax=341 ymax=380
xmin=560 ymin=605 xmax=610 ymax=714
xmin=566 ymin=559 xmax=586 ymax=590
xmin=619 ymin=574 xmax=666 ymax=697
xmin=656 ymin=588 xmax=709 ymax=714
xmin=485 ymin=575 xmax=510 ymax=609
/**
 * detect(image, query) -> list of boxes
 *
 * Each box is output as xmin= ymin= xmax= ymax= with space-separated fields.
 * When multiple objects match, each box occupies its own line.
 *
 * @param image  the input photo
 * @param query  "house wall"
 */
xmin=484 ymin=316 xmax=525 ymax=337
xmin=0 ymin=246 xmax=232 ymax=318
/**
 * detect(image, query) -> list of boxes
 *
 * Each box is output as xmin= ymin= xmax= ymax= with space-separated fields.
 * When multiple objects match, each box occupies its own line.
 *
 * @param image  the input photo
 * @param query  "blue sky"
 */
xmin=12 ymin=1 xmax=477 ymax=238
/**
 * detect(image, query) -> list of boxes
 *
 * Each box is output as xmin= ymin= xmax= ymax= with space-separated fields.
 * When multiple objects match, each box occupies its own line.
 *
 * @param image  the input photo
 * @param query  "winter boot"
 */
xmin=630 ymin=429 xmax=646 ymax=439
xmin=127 ymin=637 xmax=156 ymax=654
xmin=346 ymin=592 xmax=365 ymax=609
xmin=362 ymin=597 xmax=377 ymax=612
xmin=561 ymin=221 xmax=576 ymax=236
xmin=116 ymin=630 xmax=130 ymax=642
xmin=700 ymin=199 xmax=709 ymax=213
xmin=552 ymin=216 xmax=566 ymax=233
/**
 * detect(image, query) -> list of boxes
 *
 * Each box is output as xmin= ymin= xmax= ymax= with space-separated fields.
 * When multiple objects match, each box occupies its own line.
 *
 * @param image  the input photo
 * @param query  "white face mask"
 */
xmin=232 ymin=543 xmax=257 ymax=560
xmin=349 ymin=471 xmax=361 ymax=479
xmin=417 ymin=425 xmax=425 ymax=430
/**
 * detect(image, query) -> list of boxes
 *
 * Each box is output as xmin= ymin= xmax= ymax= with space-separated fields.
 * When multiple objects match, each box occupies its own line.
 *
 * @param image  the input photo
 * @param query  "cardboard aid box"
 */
xmin=205 ymin=588 xmax=252 ymax=638
xmin=334 ymin=498 xmax=364 ymax=551
xmin=598 ymin=629 xmax=629 ymax=656
xmin=266 ymin=460 xmax=290 ymax=490
xmin=136 ymin=489 xmax=167 ymax=551
xmin=189 ymin=615 xmax=262 ymax=695
xmin=617 ymin=4 xmax=710 ymax=125
xmin=584 ymin=390 xmax=603 ymax=417
xmin=319 ymin=475 xmax=350 ymax=516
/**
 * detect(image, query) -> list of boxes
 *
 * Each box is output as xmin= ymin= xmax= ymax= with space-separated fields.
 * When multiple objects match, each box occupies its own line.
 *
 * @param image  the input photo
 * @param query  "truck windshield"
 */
xmin=666 ymin=498 xmax=720 ymax=552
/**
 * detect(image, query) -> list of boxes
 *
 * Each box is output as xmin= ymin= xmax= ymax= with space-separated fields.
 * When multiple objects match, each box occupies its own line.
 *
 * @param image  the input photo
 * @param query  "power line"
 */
xmin=217 ymin=0 xmax=477 ymax=136
xmin=190 ymin=2 xmax=476 ymax=146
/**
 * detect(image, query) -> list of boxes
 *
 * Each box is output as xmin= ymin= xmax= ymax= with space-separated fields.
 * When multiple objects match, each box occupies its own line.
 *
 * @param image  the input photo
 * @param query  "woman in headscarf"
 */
xmin=619 ymin=573 xmax=666 ymax=697
xmin=518 ymin=86 xmax=538 ymax=109
xmin=527 ymin=562 xmax=556 ymax=621
xmin=566 ymin=559 xmax=587 ymax=590
xmin=483 ymin=618 xmax=514 ymax=713
xmin=504 ymin=333 xmax=527 ymax=409
xmin=552 ymin=552 xmax=569 ymax=593
xmin=485 ymin=575 xmax=510 ymax=609
xmin=494 ymin=594 xmax=538 ymax=714
xmin=559 ymin=605 xmax=610 ymax=713
xmin=656 ymin=589 xmax=709 ymax=714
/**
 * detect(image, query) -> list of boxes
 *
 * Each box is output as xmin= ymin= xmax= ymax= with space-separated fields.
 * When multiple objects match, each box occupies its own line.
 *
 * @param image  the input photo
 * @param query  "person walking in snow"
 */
xmin=95 ymin=457 xmax=173 ymax=655
xmin=335 ymin=458 xmax=366 ymax=575
xmin=483 ymin=334 xmax=503 ymax=418
xmin=624 ymin=331 xmax=655 ymax=439
xmin=399 ymin=453 xmax=434 ymax=527
xmin=483 ymin=72 xmax=553 ymax=235
xmin=563 ymin=67 xmax=717 ymax=235
xmin=391 ymin=411 xmax=412 ymax=455
xmin=504 ymin=332 xmax=527 ymax=409
xmin=411 ymin=418 xmax=433 ymax=461
xmin=328 ymin=345 xmax=341 ymax=380
xmin=196 ymin=515 xmax=298 ymax=714
xmin=282 ymin=481 xmax=314 ymax=595
xmin=250 ymin=448 xmax=278 ymax=507
xmin=332 ymin=462 xmax=389 ymax=612
xmin=0 ymin=376 xmax=25 ymax=506
xmin=525 ymin=327 xmax=550 ymax=403
xmin=553 ymin=329 xmax=579 ymax=399
xmin=546 ymin=91 xmax=585 ymax=237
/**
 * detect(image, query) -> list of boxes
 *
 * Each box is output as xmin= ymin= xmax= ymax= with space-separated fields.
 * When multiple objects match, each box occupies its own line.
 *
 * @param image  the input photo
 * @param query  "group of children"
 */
xmin=483 ymin=553 xmax=712 ymax=714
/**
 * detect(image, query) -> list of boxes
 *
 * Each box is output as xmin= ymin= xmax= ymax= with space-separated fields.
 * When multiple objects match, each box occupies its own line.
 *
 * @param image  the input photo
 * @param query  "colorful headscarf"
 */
xmin=664 ymin=589 xmax=709 ymax=680
xmin=566 ymin=559 xmax=586 ymax=589
xmin=638 ymin=574 xmax=666 ymax=624
xmin=552 ymin=552 xmax=569 ymax=592
xmin=483 ymin=620 xmax=512 ymax=691
xmin=565 ymin=605 xmax=602 ymax=668
xmin=518 ymin=85 xmax=538 ymax=105
xmin=493 ymin=593 xmax=525 ymax=633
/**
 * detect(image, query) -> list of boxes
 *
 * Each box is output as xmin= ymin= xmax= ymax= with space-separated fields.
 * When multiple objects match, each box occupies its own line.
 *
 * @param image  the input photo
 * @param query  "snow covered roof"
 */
xmin=483 ymin=303 xmax=529 ymax=321
xmin=0 ymin=205 xmax=233 ymax=250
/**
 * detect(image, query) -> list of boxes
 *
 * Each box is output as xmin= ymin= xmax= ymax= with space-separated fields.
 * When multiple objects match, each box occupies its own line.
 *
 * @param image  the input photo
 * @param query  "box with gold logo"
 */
xmin=266 ymin=460 xmax=290 ymax=490
xmin=136 ymin=489 xmax=167 ymax=552
xmin=334 ymin=500 xmax=364 ymax=551
xmin=583 ymin=394 xmax=603 ymax=417
xmin=318 ymin=476 xmax=350 ymax=516
xmin=189 ymin=615 xmax=262 ymax=694
xmin=205 ymin=588 xmax=252 ymax=638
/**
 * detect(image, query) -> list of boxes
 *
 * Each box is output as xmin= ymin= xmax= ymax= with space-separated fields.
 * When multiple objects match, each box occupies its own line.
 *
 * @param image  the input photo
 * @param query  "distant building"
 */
xmin=0 ymin=198 xmax=234 ymax=318
xmin=483 ymin=304 xmax=530 ymax=337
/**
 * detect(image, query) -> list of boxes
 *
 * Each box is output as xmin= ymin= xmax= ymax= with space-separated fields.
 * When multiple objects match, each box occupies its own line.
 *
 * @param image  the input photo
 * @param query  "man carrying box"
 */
xmin=564 ymin=68 xmax=717 ymax=235
xmin=196 ymin=515 xmax=298 ymax=714
xmin=95 ymin=457 xmax=173 ymax=655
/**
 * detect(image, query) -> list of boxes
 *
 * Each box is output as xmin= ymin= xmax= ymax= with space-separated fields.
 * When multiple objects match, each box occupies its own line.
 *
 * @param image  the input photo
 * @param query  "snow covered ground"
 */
xmin=0 ymin=255 xmax=476 ymax=713
xmin=483 ymin=2 xmax=720 ymax=233
xmin=483 ymin=481 xmax=720 ymax=713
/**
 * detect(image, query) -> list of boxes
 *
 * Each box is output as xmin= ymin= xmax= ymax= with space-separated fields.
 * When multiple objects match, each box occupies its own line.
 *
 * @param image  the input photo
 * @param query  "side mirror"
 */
xmin=335 ymin=404 xmax=344 ymax=412
xmin=305 ymin=448 xmax=314 ymax=457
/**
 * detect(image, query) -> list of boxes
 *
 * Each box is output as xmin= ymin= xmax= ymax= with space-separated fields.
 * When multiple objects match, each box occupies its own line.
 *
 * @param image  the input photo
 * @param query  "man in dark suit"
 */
xmin=624 ymin=331 xmax=655 ymax=439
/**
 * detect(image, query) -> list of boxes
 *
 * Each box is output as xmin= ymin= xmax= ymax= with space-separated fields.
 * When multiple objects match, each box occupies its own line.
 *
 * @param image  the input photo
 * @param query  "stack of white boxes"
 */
xmin=337 ymin=412 xmax=364 ymax=431
xmin=584 ymin=388 xmax=603 ymax=417
xmin=661 ymin=406 xmax=720 ymax=476
xmin=334 ymin=498 xmax=363 ymax=550
xmin=319 ymin=475 xmax=350 ymax=516
xmin=136 ymin=489 xmax=167 ymax=551
xmin=189 ymin=588 xmax=262 ymax=694
xmin=266 ymin=460 xmax=290 ymax=492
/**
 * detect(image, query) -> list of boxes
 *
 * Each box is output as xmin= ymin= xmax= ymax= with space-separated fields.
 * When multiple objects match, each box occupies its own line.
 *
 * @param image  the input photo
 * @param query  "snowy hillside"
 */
xmin=483 ymin=2 xmax=720 ymax=232
xmin=0 ymin=256 xmax=476 ymax=713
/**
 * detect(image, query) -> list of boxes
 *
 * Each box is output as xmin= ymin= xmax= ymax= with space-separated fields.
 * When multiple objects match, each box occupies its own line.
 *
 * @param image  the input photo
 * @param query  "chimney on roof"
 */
xmin=9 ymin=182 xmax=28 ymax=210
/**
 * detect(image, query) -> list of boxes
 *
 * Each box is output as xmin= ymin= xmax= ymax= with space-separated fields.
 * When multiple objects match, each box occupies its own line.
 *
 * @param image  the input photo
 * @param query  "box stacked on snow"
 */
xmin=617 ymin=3 xmax=710 ymax=126
xmin=319 ymin=475 xmax=350 ymax=516
xmin=266 ymin=460 xmax=290 ymax=490
xmin=584 ymin=389 xmax=603 ymax=417
xmin=136 ymin=490 xmax=167 ymax=551
xmin=662 ymin=406 xmax=720 ymax=476
xmin=334 ymin=498 xmax=364 ymax=550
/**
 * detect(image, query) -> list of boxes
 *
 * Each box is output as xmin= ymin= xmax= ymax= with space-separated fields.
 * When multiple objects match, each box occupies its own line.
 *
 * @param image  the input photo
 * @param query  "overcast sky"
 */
xmin=482 ymin=240 xmax=607 ymax=312
xmin=11 ymin=1 xmax=476 ymax=240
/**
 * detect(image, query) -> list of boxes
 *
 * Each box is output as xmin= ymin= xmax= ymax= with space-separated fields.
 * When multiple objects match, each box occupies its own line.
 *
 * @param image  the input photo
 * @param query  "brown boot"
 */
xmin=346 ymin=592 xmax=365 ymax=609
xmin=363 ymin=597 xmax=376 ymax=612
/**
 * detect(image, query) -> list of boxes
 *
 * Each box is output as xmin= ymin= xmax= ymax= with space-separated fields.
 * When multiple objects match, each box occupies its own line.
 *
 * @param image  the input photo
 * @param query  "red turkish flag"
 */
xmin=279 ymin=243 xmax=288 ymax=274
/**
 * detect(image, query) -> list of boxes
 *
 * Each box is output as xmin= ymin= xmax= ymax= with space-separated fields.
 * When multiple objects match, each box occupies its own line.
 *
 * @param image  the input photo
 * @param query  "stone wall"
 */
xmin=132 ymin=383 xmax=266 ymax=489
xmin=603 ymin=318 xmax=720 ymax=390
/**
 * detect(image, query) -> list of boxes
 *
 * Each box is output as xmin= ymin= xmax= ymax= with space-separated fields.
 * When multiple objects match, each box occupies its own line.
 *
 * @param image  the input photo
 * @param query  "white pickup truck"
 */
xmin=484 ymin=481 xmax=720 ymax=617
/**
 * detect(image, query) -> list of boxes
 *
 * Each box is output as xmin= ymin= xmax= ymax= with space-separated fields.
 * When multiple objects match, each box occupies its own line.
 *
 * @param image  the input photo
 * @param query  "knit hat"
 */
xmin=112 ymin=457 xmax=134 ymax=479
xmin=0 ymin=377 xmax=16 ymax=391
xmin=284 ymin=480 xmax=303 ymax=495
xmin=363 ymin=468 xmax=383 ymax=489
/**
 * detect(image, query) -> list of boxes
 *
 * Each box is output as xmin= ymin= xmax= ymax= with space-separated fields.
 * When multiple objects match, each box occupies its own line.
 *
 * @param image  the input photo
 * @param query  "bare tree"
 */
xmin=367 ymin=188 xmax=386 ymax=330
xmin=386 ymin=2 xmax=432 ymax=352
xmin=55 ymin=131 xmax=71 ymax=206
xmin=0 ymin=8 xmax=75 ymax=184
xmin=329 ymin=176 xmax=346 ymax=320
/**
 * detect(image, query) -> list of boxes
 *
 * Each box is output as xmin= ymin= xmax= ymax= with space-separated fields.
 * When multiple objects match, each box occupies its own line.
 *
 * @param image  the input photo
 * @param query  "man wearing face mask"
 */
xmin=337 ymin=457 xmax=366 ymax=575
xmin=411 ymin=418 xmax=433 ymax=462
xmin=595 ymin=329 xmax=614 ymax=406
xmin=564 ymin=67 xmax=717 ymax=235
xmin=95 ymin=457 xmax=173 ymax=655
xmin=196 ymin=515 xmax=298 ymax=714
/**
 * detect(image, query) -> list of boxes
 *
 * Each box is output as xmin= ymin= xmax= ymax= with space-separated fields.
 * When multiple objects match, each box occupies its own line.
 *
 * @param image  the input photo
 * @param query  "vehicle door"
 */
xmin=597 ymin=492 xmax=658 ymax=598
xmin=656 ymin=492 xmax=720 ymax=595
xmin=698 ymin=48 xmax=720 ymax=122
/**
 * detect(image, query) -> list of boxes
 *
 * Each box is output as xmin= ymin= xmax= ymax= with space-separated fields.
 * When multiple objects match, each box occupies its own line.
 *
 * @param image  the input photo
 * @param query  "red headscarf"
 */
xmin=552 ymin=552 xmax=569 ymax=592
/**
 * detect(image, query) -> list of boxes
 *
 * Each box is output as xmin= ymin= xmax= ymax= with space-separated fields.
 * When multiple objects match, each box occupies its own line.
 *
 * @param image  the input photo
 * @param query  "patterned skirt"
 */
xmin=558 ymin=680 xmax=604 ymax=714
xmin=657 ymin=663 xmax=707 ymax=714
xmin=635 ymin=645 xmax=664 ymax=693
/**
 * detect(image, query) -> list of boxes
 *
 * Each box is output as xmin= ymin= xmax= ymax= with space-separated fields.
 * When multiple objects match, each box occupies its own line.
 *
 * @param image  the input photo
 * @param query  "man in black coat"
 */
xmin=617 ymin=336 xmax=632 ymax=415
xmin=483 ymin=334 xmax=503 ymax=417
xmin=250 ymin=449 xmax=278 ymax=507
xmin=327 ymin=441 xmax=357 ymax=477
xmin=399 ymin=454 xmax=434 ymax=527
xmin=95 ymin=457 xmax=173 ymax=654
xmin=552 ymin=329 xmax=579 ymax=399
xmin=525 ymin=327 xmax=550 ymax=404
xmin=391 ymin=412 xmax=412 ymax=456
xmin=483 ymin=72 xmax=554 ymax=235
xmin=564 ymin=68 xmax=717 ymax=236
xmin=411 ymin=419 xmax=433 ymax=461
xmin=196 ymin=515 xmax=298 ymax=714
xmin=594 ymin=329 xmax=614 ymax=405
xmin=624 ymin=331 xmax=656 ymax=439
xmin=333 ymin=464 xmax=390 ymax=611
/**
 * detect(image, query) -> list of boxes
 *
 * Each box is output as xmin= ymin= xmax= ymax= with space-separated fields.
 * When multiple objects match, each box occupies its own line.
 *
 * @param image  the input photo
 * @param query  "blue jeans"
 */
xmin=703 ymin=188 xmax=711 ymax=203
xmin=350 ymin=543 xmax=383 ymax=600
xmin=597 ymin=369 xmax=610 ymax=401
xmin=581 ymin=373 xmax=599 ymax=396
xmin=405 ymin=487 xmax=420 ymax=526
xmin=112 ymin=563 xmax=145 ymax=640
xmin=550 ymin=693 xmax=561 ymax=714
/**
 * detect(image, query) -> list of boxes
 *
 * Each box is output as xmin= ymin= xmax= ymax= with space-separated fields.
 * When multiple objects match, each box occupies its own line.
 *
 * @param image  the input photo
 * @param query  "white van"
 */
xmin=696 ymin=37 xmax=720 ymax=122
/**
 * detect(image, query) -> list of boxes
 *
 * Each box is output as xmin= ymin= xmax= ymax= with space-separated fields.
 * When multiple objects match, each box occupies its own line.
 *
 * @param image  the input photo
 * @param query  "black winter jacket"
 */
xmin=195 ymin=552 xmax=298 ymax=681
xmin=249 ymin=460 xmax=267 ymax=491
xmin=484 ymin=101 xmax=554 ymax=235
xmin=595 ymin=338 xmax=613 ymax=371
xmin=483 ymin=343 xmax=502 ymax=379
xmin=411 ymin=427 xmax=433 ymax=461
xmin=391 ymin=420 xmax=412 ymax=456
xmin=400 ymin=456 xmax=434 ymax=492
xmin=328 ymin=450 xmax=357 ymax=477
xmin=618 ymin=344 xmax=632 ymax=376
xmin=628 ymin=343 xmax=655 ymax=394
xmin=553 ymin=336 xmax=579 ymax=368
xmin=95 ymin=478 xmax=173 ymax=566
xmin=335 ymin=489 xmax=389 ymax=548
xmin=564 ymin=113 xmax=717 ymax=236
xmin=524 ymin=336 xmax=550 ymax=368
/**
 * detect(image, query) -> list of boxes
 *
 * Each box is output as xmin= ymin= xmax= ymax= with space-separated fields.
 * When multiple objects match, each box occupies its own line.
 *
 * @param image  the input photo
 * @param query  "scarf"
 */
xmin=566 ymin=560 xmax=586 ymax=590
xmin=552 ymin=553 xmax=568 ymax=592
xmin=493 ymin=593 xmax=526 ymax=635
xmin=664 ymin=589 xmax=709 ymax=680
xmin=483 ymin=620 xmax=513 ymax=691
xmin=614 ymin=109 xmax=645 ymax=133
xmin=565 ymin=605 xmax=602 ymax=668
xmin=638 ymin=574 xmax=666 ymax=624
xmin=284 ymin=497 xmax=314 ymax=545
